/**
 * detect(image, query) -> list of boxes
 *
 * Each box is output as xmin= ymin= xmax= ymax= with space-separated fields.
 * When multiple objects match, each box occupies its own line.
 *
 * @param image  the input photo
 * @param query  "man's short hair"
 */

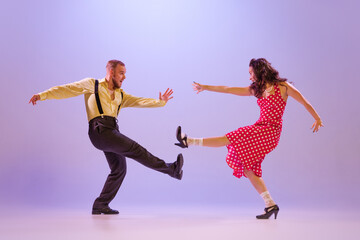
xmin=106 ymin=60 xmax=125 ymax=70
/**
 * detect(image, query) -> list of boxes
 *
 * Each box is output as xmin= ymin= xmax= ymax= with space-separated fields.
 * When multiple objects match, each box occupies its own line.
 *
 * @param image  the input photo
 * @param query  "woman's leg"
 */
xmin=177 ymin=126 xmax=230 ymax=147
xmin=202 ymin=136 xmax=230 ymax=147
xmin=244 ymin=168 xmax=267 ymax=194
xmin=244 ymin=168 xmax=276 ymax=207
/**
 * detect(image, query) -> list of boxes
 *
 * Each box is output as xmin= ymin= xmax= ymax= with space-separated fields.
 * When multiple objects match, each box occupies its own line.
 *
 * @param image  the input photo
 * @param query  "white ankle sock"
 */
xmin=260 ymin=191 xmax=276 ymax=207
xmin=188 ymin=137 xmax=203 ymax=146
xmin=182 ymin=133 xmax=203 ymax=146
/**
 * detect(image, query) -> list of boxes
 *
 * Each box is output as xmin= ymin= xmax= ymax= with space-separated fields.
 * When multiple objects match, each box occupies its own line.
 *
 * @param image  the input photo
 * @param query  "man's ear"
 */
xmin=109 ymin=68 xmax=114 ymax=78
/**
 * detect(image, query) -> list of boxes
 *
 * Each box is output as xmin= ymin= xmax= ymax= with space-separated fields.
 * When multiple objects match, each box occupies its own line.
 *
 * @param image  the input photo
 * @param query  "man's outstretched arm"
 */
xmin=28 ymin=78 xmax=94 ymax=105
xmin=121 ymin=88 xmax=174 ymax=108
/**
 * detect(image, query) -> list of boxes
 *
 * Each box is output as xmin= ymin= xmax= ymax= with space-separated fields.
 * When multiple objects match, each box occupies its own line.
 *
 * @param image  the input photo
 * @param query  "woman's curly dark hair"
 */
xmin=249 ymin=58 xmax=287 ymax=98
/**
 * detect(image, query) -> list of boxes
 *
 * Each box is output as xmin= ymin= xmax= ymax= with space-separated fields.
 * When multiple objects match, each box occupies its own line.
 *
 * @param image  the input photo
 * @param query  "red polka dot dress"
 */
xmin=226 ymin=84 xmax=286 ymax=178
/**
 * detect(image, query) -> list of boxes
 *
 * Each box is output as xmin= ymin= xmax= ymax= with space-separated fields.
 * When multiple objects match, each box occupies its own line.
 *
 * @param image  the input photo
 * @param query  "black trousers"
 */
xmin=88 ymin=116 xmax=176 ymax=209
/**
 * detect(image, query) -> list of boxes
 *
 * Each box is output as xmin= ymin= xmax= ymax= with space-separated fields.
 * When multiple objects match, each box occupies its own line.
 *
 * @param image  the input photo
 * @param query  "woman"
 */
xmin=175 ymin=58 xmax=323 ymax=219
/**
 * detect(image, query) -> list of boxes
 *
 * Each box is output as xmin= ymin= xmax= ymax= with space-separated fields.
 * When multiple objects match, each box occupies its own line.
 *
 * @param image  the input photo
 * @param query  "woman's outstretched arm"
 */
xmin=193 ymin=82 xmax=252 ymax=96
xmin=284 ymin=82 xmax=324 ymax=132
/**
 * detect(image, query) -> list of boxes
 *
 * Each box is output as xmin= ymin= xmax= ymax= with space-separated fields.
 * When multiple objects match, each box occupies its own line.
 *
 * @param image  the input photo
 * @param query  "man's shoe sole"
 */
xmin=92 ymin=209 xmax=119 ymax=215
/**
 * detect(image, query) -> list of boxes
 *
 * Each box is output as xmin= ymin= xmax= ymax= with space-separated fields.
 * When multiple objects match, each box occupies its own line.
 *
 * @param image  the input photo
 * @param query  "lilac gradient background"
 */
xmin=0 ymin=0 xmax=359 ymax=211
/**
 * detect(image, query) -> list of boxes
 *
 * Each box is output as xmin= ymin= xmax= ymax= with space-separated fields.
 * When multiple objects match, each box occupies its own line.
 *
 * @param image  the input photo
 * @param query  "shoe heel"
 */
xmin=92 ymin=210 xmax=101 ymax=215
xmin=274 ymin=210 xmax=279 ymax=219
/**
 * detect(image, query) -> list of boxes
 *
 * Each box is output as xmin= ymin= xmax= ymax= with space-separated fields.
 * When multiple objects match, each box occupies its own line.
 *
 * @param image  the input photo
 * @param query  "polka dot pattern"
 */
xmin=225 ymin=84 xmax=286 ymax=178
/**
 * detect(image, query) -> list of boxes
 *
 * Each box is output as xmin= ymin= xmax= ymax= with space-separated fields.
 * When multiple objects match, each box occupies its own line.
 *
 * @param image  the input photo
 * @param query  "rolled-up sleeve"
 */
xmin=39 ymin=78 xmax=94 ymax=101
xmin=121 ymin=92 xmax=166 ymax=108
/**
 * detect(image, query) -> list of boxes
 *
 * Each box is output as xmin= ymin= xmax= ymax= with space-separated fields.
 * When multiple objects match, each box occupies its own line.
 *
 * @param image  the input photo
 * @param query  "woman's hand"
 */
xmin=311 ymin=119 xmax=324 ymax=133
xmin=159 ymin=88 xmax=174 ymax=103
xmin=193 ymin=82 xmax=204 ymax=94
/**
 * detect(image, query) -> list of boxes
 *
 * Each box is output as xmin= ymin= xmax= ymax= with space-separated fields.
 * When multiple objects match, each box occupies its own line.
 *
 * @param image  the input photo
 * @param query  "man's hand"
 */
xmin=159 ymin=88 xmax=173 ymax=103
xmin=29 ymin=94 xmax=40 ymax=105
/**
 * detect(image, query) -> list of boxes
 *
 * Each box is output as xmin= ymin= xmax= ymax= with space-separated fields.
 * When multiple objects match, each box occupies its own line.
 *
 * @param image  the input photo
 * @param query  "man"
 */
xmin=29 ymin=60 xmax=184 ymax=215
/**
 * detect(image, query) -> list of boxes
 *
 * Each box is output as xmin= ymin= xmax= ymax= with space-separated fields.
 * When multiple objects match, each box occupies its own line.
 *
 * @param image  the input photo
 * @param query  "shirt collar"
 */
xmin=100 ymin=78 xmax=122 ymax=93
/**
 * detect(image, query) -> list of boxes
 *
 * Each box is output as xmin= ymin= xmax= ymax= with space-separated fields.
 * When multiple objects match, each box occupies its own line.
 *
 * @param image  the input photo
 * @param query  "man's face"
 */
xmin=111 ymin=65 xmax=126 ymax=89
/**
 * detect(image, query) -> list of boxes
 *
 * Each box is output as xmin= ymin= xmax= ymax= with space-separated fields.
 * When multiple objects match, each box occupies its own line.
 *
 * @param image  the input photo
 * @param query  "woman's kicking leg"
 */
xmin=202 ymin=136 xmax=230 ymax=147
xmin=177 ymin=126 xmax=230 ymax=147
xmin=185 ymin=135 xmax=230 ymax=147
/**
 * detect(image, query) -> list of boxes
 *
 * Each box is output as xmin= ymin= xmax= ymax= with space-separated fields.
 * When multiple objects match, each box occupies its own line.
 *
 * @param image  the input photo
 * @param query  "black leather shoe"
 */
xmin=256 ymin=205 xmax=279 ymax=219
xmin=172 ymin=153 xmax=184 ymax=180
xmin=92 ymin=207 xmax=119 ymax=215
xmin=175 ymin=126 xmax=188 ymax=148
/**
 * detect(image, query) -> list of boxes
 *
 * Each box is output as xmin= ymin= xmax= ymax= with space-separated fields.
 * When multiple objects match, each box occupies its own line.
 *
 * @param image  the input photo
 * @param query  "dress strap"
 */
xmin=273 ymin=83 xmax=278 ymax=91
xmin=274 ymin=83 xmax=281 ymax=94
xmin=274 ymin=83 xmax=286 ymax=102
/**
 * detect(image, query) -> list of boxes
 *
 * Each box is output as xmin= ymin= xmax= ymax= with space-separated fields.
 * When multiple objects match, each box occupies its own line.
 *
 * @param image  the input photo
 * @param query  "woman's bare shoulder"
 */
xmin=278 ymin=81 xmax=292 ymax=99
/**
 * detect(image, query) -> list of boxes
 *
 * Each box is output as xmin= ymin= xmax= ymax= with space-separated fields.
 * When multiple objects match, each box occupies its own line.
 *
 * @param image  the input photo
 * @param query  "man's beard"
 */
xmin=112 ymin=78 xmax=122 ymax=89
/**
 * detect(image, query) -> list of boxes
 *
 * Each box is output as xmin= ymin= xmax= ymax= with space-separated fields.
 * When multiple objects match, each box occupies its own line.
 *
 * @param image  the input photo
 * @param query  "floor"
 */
xmin=1 ymin=206 xmax=359 ymax=240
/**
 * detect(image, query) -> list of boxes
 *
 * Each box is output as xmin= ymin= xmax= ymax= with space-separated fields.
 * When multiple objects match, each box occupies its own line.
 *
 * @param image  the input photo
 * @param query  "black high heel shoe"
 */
xmin=175 ymin=126 xmax=188 ymax=148
xmin=256 ymin=205 xmax=279 ymax=219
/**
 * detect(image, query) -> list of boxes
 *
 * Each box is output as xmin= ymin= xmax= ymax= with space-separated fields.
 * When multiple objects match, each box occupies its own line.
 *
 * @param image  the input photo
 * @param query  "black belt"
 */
xmin=89 ymin=116 xmax=118 ymax=126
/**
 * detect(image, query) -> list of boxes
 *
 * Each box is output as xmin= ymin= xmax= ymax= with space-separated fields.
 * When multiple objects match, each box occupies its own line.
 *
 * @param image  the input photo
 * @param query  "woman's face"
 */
xmin=249 ymin=66 xmax=256 ymax=82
